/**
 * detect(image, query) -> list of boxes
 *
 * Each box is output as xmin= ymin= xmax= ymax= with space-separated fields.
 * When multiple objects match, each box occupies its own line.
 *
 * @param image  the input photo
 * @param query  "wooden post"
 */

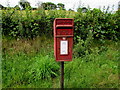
xmin=60 ymin=61 xmax=64 ymax=89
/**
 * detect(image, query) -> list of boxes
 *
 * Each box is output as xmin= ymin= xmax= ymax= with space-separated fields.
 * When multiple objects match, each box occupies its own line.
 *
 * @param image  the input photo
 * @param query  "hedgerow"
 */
xmin=2 ymin=8 xmax=120 ymax=41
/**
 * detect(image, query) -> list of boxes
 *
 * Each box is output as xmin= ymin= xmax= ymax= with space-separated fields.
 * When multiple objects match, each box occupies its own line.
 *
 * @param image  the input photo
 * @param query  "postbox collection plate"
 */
xmin=60 ymin=40 xmax=68 ymax=55
xmin=54 ymin=18 xmax=74 ymax=62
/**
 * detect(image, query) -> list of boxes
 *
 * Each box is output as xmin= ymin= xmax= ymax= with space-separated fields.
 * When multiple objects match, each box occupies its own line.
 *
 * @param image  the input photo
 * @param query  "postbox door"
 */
xmin=55 ymin=37 xmax=73 ymax=61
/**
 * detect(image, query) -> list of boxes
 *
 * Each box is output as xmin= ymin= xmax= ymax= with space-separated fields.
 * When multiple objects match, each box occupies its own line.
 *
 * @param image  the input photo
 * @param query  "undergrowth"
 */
xmin=2 ymin=36 xmax=119 ymax=88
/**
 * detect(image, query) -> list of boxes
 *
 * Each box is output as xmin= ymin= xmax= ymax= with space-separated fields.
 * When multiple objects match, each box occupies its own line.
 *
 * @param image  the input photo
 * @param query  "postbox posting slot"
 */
xmin=55 ymin=35 xmax=73 ymax=37
xmin=56 ymin=25 xmax=73 ymax=28
xmin=56 ymin=27 xmax=73 ymax=29
xmin=56 ymin=27 xmax=73 ymax=36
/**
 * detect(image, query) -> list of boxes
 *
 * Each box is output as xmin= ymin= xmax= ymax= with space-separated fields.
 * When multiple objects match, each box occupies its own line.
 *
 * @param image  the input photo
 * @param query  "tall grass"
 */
xmin=2 ymin=53 xmax=59 ymax=88
xmin=2 ymin=36 xmax=59 ymax=88
xmin=2 ymin=36 xmax=119 ymax=88
xmin=0 ymin=9 xmax=2 ymax=90
xmin=64 ymin=45 xmax=119 ymax=88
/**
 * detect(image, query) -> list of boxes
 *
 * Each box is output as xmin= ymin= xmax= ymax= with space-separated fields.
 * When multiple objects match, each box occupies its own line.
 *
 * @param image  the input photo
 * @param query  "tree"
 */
xmin=0 ymin=4 xmax=4 ymax=10
xmin=19 ymin=0 xmax=31 ymax=10
xmin=32 ymin=8 xmax=37 ymax=10
xmin=57 ymin=3 xmax=65 ymax=10
xmin=47 ymin=2 xmax=57 ymax=10
xmin=82 ymin=7 xmax=88 ymax=13
xmin=14 ymin=5 xmax=20 ymax=10
xmin=41 ymin=3 xmax=47 ymax=10
xmin=41 ymin=2 xmax=57 ymax=10
xmin=118 ymin=1 xmax=120 ymax=10
xmin=68 ymin=9 xmax=74 ymax=11
xmin=77 ymin=7 xmax=88 ymax=13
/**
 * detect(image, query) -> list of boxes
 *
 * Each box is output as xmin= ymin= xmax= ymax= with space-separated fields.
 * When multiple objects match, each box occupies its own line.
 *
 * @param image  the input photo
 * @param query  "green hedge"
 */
xmin=2 ymin=8 xmax=120 ymax=41
xmin=74 ymin=9 xmax=120 ymax=41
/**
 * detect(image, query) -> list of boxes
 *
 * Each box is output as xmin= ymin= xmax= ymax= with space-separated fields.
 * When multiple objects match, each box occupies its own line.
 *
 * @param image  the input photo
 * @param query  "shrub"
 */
xmin=2 ymin=8 xmax=120 ymax=40
xmin=73 ymin=30 xmax=93 ymax=58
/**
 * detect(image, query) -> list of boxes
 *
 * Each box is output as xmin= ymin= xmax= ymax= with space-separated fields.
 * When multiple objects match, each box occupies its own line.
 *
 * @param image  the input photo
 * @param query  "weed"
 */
xmin=2 ymin=38 xmax=119 ymax=88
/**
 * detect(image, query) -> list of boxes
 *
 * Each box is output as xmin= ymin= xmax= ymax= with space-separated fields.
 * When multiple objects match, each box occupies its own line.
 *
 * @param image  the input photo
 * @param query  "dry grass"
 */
xmin=2 ymin=36 xmax=53 ymax=55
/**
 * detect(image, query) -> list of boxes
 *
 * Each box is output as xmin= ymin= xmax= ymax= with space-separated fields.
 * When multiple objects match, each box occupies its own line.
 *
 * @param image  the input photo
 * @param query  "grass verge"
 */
xmin=2 ymin=37 xmax=119 ymax=88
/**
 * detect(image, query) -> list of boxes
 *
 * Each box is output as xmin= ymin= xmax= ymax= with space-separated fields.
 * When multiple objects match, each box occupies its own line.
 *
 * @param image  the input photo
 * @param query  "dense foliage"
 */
xmin=75 ymin=8 xmax=120 ymax=41
xmin=2 ymin=36 xmax=119 ymax=88
xmin=2 ymin=8 xmax=119 ymax=88
xmin=2 ymin=8 xmax=120 ymax=41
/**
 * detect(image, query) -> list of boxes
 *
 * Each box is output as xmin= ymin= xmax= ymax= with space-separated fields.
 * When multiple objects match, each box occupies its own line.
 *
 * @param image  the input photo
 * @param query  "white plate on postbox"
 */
xmin=60 ymin=40 xmax=68 ymax=55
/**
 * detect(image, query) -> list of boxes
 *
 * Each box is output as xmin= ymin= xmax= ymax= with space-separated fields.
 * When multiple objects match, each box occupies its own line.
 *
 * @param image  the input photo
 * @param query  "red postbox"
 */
xmin=54 ymin=18 xmax=74 ymax=62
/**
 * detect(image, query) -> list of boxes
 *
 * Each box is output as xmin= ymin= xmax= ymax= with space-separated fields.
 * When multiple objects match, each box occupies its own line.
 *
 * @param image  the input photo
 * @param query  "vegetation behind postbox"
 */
xmin=2 ymin=8 xmax=120 ymax=41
